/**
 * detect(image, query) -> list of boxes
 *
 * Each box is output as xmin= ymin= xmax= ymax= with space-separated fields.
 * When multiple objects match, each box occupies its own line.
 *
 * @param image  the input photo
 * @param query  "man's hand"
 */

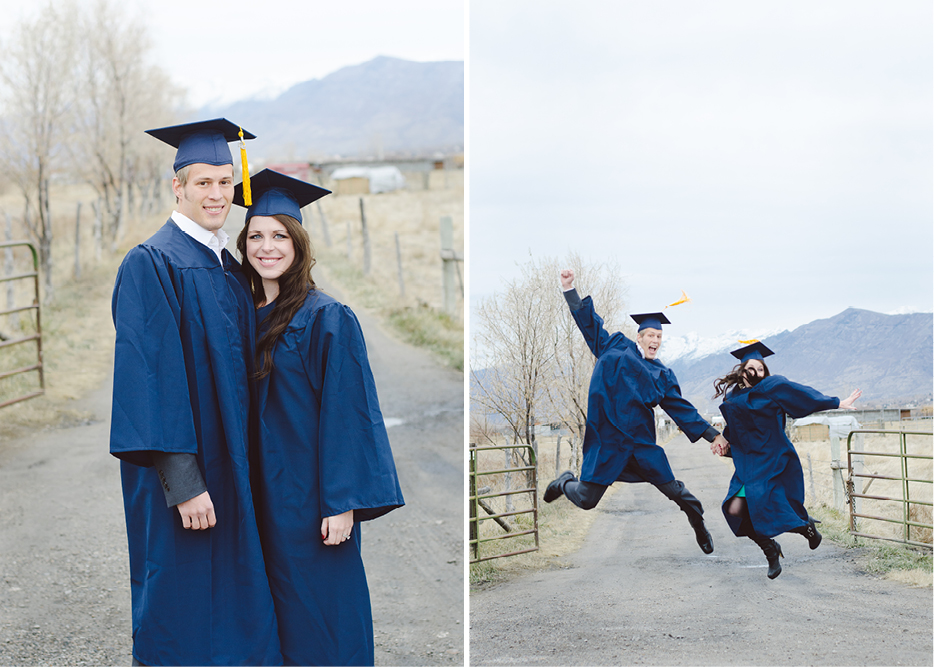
xmin=177 ymin=491 xmax=216 ymax=530
xmin=321 ymin=509 xmax=354 ymax=546
xmin=560 ymin=269 xmax=575 ymax=290
xmin=839 ymin=388 xmax=862 ymax=410
xmin=711 ymin=433 xmax=730 ymax=456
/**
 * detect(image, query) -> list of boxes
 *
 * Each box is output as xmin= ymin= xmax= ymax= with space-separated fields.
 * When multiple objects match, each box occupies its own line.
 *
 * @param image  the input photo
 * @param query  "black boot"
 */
xmin=657 ymin=480 xmax=713 ymax=554
xmin=691 ymin=520 xmax=714 ymax=555
xmin=543 ymin=470 xmax=575 ymax=503
xmin=792 ymin=516 xmax=822 ymax=550
xmin=751 ymin=534 xmax=783 ymax=579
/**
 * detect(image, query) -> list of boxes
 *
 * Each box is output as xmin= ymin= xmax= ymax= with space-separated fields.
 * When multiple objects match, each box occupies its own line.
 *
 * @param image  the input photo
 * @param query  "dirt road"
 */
xmin=470 ymin=434 xmax=932 ymax=666
xmin=0 ymin=282 xmax=464 ymax=665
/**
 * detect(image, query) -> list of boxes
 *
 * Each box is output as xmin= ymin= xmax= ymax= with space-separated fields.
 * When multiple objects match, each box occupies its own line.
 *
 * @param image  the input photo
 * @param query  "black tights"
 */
xmin=725 ymin=495 xmax=755 ymax=537
xmin=726 ymin=494 xmax=810 ymax=540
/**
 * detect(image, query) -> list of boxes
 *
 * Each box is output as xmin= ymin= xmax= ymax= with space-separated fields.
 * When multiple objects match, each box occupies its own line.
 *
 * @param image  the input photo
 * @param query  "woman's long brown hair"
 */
xmin=713 ymin=359 xmax=771 ymax=399
xmin=236 ymin=214 xmax=317 ymax=379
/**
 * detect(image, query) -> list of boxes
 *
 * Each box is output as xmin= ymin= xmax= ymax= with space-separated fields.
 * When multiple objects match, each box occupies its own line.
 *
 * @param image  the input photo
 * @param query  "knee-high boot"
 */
xmin=750 ymin=533 xmax=783 ymax=579
xmin=657 ymin=480 xmax=713 ymax=554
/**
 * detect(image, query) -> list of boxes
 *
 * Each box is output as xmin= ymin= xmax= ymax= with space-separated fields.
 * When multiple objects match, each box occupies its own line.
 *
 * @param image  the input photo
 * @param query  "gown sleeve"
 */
xmin=571 ymin=295 xmax=632 ymax=359
xmin=764 ymin=376 xmax=840 ymax=419
xmin=110 ymin=247 xmax=198 ymax=467
xmin=301 ymin=303 xmax=404 ymax=522
xmin=658 ymin=369 xmax=713 ymax=442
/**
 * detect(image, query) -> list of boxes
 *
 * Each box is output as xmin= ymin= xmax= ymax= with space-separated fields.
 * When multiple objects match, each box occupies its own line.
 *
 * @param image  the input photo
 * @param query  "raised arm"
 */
xmin=561 ymin=269 xmax=629 ymax=359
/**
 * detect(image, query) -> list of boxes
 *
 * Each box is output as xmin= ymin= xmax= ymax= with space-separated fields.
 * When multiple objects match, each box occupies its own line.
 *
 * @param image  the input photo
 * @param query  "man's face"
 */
xmin=637 ymin=327 xmax=662 ymax=360
xmin=173 ymin=163 xmax=235 ymax=232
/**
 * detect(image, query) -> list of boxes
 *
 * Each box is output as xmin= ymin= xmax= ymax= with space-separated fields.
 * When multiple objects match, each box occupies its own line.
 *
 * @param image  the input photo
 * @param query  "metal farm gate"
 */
xmin=0 ymin=241 xmax=44 ymax=409
xmin=846 ymin=429 xmax=933 ymax=549
xmin=468 ymin=443 xmax=539 ymax=563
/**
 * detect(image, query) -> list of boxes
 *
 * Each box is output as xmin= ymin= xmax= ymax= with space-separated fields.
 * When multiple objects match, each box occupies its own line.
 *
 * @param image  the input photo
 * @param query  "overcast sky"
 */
xmin=0 ymin=0 xmax=465 ymax=108
xmin=469 ymin=1 xmax=933 ymax=340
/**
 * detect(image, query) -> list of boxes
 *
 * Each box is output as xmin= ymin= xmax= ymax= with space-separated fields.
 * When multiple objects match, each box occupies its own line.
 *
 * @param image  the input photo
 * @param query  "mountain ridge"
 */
xmin=197 ymin=56 xmax=464 ymax=160
xmin=667 ymin=307 xmax=933 ymax=412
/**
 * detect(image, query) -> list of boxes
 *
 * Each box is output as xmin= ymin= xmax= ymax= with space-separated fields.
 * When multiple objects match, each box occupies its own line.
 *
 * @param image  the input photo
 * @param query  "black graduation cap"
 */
xmin=630 ymin=312 xmax=670 ymax=332
xmin=145 ymin=118 xmax=255 ymax=172
xmin=730 ymin=341 xmax=774 ymax=363
xmin=233 ymin=169 xmax=331 ymax=224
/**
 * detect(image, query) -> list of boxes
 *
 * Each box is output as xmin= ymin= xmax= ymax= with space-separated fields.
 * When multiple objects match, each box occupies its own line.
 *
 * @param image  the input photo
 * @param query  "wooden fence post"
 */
xmin=73 ymin=202 xmax=82 ymax=280
xmin=316 ymin=200 xmax=332 ymax=248
xmin=394 ymin=232 xmax=405 ymax=296
xmin=831 ymin=433 xmax=845 ymax=512
xmin=92 ymin=199 xmax=103 ymax=262
xmin=439 ymin=216 xmax=462 ymax=317
xmin=359 ymin=197 xmax=371 ymax=276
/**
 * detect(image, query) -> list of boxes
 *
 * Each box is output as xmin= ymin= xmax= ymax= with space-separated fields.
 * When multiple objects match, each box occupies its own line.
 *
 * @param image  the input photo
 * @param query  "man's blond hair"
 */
xmin=175 ymin=165 xmax=191 ymax=187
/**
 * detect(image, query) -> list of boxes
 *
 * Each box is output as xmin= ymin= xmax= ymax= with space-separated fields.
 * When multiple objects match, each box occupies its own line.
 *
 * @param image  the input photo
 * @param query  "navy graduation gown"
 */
xmin=253 ymin=290 xmax=404 ymax=666
xmin=719 ymin=375 xmax=840 ymax=538
xmin=572 ymin=296 xmax=712 ymax=486
xmin=110 ymin=221 xmax=280 ymax=666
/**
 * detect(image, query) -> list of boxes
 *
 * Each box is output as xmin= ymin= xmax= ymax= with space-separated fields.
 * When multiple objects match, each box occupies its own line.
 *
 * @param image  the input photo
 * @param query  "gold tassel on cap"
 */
xmin=665 ymin=290 xmax=691 ymax=308
xmin=239 ymin=126 xmax=252 ymax=206
xmin=738 ymin=339 xmax=759 ymax=344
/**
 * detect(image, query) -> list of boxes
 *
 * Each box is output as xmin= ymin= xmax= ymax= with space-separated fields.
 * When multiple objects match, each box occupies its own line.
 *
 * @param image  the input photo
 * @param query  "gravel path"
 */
xmin=0 ymin=283 xmax=464 ymax=666
xmin=470 ymin=434 xmax=932 ymax=666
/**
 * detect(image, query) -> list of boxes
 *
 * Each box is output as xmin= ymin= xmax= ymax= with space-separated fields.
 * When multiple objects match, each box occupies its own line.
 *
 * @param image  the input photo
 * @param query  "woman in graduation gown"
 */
xmin=711 ymin=341 xmax=861 ymax=578
xmin=234 ymin=169 xmax=405 ymax=665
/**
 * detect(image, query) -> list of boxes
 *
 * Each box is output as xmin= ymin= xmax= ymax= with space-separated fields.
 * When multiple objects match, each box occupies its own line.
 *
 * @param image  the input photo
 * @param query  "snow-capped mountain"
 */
xmin=660 ymin=328 xmax=786 ymax=364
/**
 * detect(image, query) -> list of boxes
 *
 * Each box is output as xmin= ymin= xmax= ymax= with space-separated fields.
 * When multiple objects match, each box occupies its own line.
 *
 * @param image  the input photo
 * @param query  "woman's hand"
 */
xmin=839 ymin=388 xmax=862 ymax=410
xmin=321 ymin=509 xmax=354 ymax=546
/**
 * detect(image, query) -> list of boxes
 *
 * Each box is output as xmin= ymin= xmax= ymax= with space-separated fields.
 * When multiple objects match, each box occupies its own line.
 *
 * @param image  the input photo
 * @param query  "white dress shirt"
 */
xmin=171 ymin=210 xmax=229 ymax=265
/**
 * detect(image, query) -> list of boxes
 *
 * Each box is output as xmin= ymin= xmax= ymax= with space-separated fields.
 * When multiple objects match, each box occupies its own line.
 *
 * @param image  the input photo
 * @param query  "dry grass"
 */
xmin=304 ymin=179 xmax=464 ymax=370
xmin=0 ymin=175 xmax=464 ymax=444
xmin=794 ymin=421 xmax=933 ymax=585
xmin=469 ymin=434 xmax=613 ymax=588
xmin=794 ymin=421 xmax=933 ymax=546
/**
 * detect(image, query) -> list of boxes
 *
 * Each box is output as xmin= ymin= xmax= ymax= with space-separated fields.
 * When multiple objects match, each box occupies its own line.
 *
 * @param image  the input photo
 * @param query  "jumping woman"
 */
xmin=711 ymin=341 xmax=860 ymax=579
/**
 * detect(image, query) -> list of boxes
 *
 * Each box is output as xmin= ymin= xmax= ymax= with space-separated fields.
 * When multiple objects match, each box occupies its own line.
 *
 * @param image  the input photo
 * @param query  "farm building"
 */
xmin=330 ymin=166 xmax=407 ymax=194
xmin=792 ymin=414 xmax=861 ymax=442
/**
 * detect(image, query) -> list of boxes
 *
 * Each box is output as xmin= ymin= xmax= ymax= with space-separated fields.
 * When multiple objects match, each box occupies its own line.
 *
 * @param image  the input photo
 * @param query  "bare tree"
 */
xmin=0 ymin=2 xmax=80 ymax=302
xmin=471 ymin=254 xmax=560 ymax=458
xmin=470 ymin=252 xmax=629 ymax=477
xmin=543 ymin=252 xmax=629 ymax=473
xmin=69 ymin=0 xmax=182 ymax=250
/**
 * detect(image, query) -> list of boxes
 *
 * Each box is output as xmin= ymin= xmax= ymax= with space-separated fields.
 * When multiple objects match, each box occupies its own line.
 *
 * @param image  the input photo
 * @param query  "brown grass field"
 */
xmin=0 ymin=172 xmax=463 ymax=441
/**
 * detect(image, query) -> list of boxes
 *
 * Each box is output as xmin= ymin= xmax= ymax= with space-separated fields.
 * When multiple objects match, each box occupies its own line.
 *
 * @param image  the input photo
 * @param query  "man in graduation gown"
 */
xmin=544 ymin=270 xmax=729 ymax=554
xmin=109 ymin=119 xmax=280 ymax=666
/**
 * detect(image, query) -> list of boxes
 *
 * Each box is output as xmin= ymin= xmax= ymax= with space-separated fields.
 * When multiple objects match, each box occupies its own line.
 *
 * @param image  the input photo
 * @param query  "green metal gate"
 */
xmin=846 ymin=429 xmax=932 ymax=549
xmin=0 ymin=241 xmax=44 ymax=409
xmin=469 ymin=443 xmax=539 ymax=563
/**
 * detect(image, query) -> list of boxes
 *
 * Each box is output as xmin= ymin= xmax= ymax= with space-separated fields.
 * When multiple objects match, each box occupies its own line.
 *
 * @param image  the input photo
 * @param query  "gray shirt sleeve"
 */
xmin=151 ymin=452 xmax=207 ymax=507
xmin=563 ymin=288 xmax=583 ymax=311
xmin=701 ymin=425 xmax=720 ymax=442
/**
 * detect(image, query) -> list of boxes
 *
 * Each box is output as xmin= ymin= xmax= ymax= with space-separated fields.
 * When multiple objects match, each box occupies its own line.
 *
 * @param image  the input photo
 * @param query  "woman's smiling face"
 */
xmin=245 ymin=215 xmax=296 ymax=284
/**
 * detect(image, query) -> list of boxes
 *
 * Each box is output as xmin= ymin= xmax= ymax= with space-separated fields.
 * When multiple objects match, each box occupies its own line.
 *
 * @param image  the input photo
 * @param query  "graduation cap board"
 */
xmin=145 ymin=118 xmax=256 ymax=174
xmin=730 ymin=341 xmax=774 ymax=363
xmin=630 ymin=312 xmax=670 ymax=332
xmin=233 ymin=169 xmax=331 ymax=224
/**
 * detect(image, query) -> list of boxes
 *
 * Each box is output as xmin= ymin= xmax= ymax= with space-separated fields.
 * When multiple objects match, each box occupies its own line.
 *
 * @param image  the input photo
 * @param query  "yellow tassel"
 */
xmin=738 ymin=339 xmax=759 ymax=344
xmin=239 ymin=126 xmax=252 ymax=206
xmin=665 ymin=290 xmax=691 ymax=308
